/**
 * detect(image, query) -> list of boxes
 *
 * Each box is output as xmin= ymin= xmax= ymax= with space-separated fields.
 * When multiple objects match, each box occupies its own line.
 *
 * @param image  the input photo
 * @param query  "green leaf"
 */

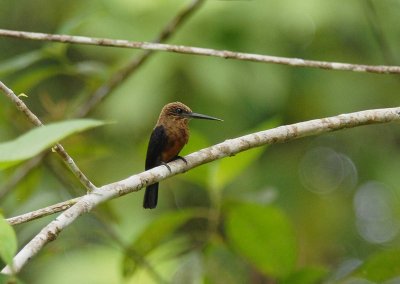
xmin=0 ymin=119 xmax=105 ymax=170
xmin=210 ymin=147 xmax=264 ymax=191
xmin=226 ymin=203 xmax=297 ymax=279
xmin=351 ymin=249 xmax=400 ymax=282
xmin=282 ymin=266 xmax=328 ymax=284
xmin=210 ymin=117 xmax=280 ymax=191
xmin=0 ymin=214 xmax=17 ymax=266
xmin=122 ymin=209 xmax=199 ymax=278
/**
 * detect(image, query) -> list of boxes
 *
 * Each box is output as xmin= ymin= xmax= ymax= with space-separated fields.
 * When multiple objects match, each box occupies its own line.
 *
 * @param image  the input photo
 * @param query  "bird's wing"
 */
xmin=145 ymin=125 xmax=168 ymax=170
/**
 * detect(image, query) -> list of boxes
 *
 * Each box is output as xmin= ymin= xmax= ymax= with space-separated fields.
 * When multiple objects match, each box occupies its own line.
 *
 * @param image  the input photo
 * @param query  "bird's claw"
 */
xmin=161 ymin=161 xmax=172 ymax=172
xmin=174 ymin=156 xmax=188 ymax=164
xmin=161 ymin=156 xmax=188 ymax=173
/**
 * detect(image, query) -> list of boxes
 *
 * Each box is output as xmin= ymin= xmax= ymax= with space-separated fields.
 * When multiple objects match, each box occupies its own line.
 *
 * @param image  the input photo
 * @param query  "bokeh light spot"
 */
xmin=299 ymin=147 xmax=358 ymax=194
xmin=354 ymin=182 xmax=399 ymax=244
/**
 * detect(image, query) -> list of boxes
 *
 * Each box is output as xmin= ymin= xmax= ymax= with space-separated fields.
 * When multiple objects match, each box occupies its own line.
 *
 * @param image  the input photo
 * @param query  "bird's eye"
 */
xmin=175 ymin=108 xmax=183 ymax=114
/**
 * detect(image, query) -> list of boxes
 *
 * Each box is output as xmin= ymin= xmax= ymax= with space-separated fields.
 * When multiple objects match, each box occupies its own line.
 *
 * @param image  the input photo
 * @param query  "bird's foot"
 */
xmin=161 ymin=157 xmax=187 ymax=173
xmin=173 ymin=156 xmax=188 ymax=164
xmin=161 ymin=161 xmax=172 ymax=172
xmin=173 ymin=156 xmax=188 ymax=173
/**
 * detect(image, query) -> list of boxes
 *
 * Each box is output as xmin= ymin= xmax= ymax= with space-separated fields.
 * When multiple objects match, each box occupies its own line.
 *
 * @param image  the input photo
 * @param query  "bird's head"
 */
xmin=159 ymin=102 xmax=223 ymax=123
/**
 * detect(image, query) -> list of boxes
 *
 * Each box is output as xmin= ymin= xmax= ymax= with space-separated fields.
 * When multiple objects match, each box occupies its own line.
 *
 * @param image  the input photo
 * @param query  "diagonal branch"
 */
xmin=3 ymin=106 xmax=400 ymax=274
xmin=1 ymin=28 xmax=400 ymax=74
xmin=0 ymin=81 xmax=96 ymax=192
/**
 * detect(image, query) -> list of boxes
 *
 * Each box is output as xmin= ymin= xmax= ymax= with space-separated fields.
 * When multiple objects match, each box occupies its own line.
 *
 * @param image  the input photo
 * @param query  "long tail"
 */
xmin=143 ymin=183 xmax=158 ymax=209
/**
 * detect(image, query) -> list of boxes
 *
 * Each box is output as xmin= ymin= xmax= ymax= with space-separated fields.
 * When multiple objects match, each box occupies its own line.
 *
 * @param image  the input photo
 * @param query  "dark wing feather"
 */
xmin=143 ymin=125 xmax=168 ymax=209
xmin=145 ymin=125 xmax=168 ymax=170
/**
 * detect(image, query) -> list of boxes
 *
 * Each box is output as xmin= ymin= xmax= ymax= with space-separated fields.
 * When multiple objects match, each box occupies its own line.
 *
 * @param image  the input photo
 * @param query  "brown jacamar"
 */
xmin=143 ymin=102 xmax=222 ymax=209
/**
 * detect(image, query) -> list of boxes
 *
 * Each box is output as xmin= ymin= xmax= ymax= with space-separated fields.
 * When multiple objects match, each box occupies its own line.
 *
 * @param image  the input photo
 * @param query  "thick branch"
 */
xmin=3 ymin=106 xmax=400 ymax=274
xmin=1 ymin=28 xmax=400 ymax=74
xmin=0 ymin=81 xmax=96 ymax=192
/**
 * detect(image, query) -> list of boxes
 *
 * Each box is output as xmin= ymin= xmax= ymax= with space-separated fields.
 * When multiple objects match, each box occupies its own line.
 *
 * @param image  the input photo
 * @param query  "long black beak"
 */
xmin=186 ymin=112 xmax=223 ymax=121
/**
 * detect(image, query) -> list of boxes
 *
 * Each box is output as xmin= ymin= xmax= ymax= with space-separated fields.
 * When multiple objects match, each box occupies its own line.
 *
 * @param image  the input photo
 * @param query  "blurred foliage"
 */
xmin=1 ymin=0 xmax=400 ymax=283
xmin=226 ymin=204 xmax=297 ymax=279
xmin=0 ymin=214 xmax=17 ymax=266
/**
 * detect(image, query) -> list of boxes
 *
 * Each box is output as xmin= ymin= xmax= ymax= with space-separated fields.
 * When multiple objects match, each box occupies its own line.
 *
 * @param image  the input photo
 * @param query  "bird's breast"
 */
xmin=161 ymin=127 xmax=189 ymax=162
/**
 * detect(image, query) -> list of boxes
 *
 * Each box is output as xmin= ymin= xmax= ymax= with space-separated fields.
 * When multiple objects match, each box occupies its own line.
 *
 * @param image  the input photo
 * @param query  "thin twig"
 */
xmin=75 ymin=0 xmax=206 ymax=117
xmin=7 ymin=197 xmax=81 ymax=225
xmin=1 ymin=28 xmax=400 ymax=74
xmin=0 ymin=81 xmax=97 ymax=192
xmin=6 ymin=198 xmax=80 ymax=225
xmin=3 ymin=106 xmax=400 ymax=273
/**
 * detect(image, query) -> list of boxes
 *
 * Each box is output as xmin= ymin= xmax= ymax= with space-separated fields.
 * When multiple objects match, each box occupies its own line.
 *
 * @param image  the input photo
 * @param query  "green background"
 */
xmin=1 ymin=0 xmax=400 ymax=283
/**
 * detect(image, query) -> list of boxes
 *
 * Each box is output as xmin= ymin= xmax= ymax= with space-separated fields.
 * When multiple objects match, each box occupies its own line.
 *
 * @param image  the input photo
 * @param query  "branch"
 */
xmin=6 ymin=198 xmax=80 ymax=225
xmin=74 ymin=0 xmax=205 ymax=117
xmin=0 ymin=81 xmax=96 ymax=192
xmin=0 ymin=1 xmax=205 ymax=198
xmin=3 ymin=106 xmax=400 ymax=274
xmin=1 ymin=29 xmax=400 ymax=74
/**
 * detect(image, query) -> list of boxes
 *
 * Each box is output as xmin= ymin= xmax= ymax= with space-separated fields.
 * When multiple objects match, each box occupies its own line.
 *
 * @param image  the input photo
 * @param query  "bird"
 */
xmin=143 ymin=102 xmax=222 ymax=209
